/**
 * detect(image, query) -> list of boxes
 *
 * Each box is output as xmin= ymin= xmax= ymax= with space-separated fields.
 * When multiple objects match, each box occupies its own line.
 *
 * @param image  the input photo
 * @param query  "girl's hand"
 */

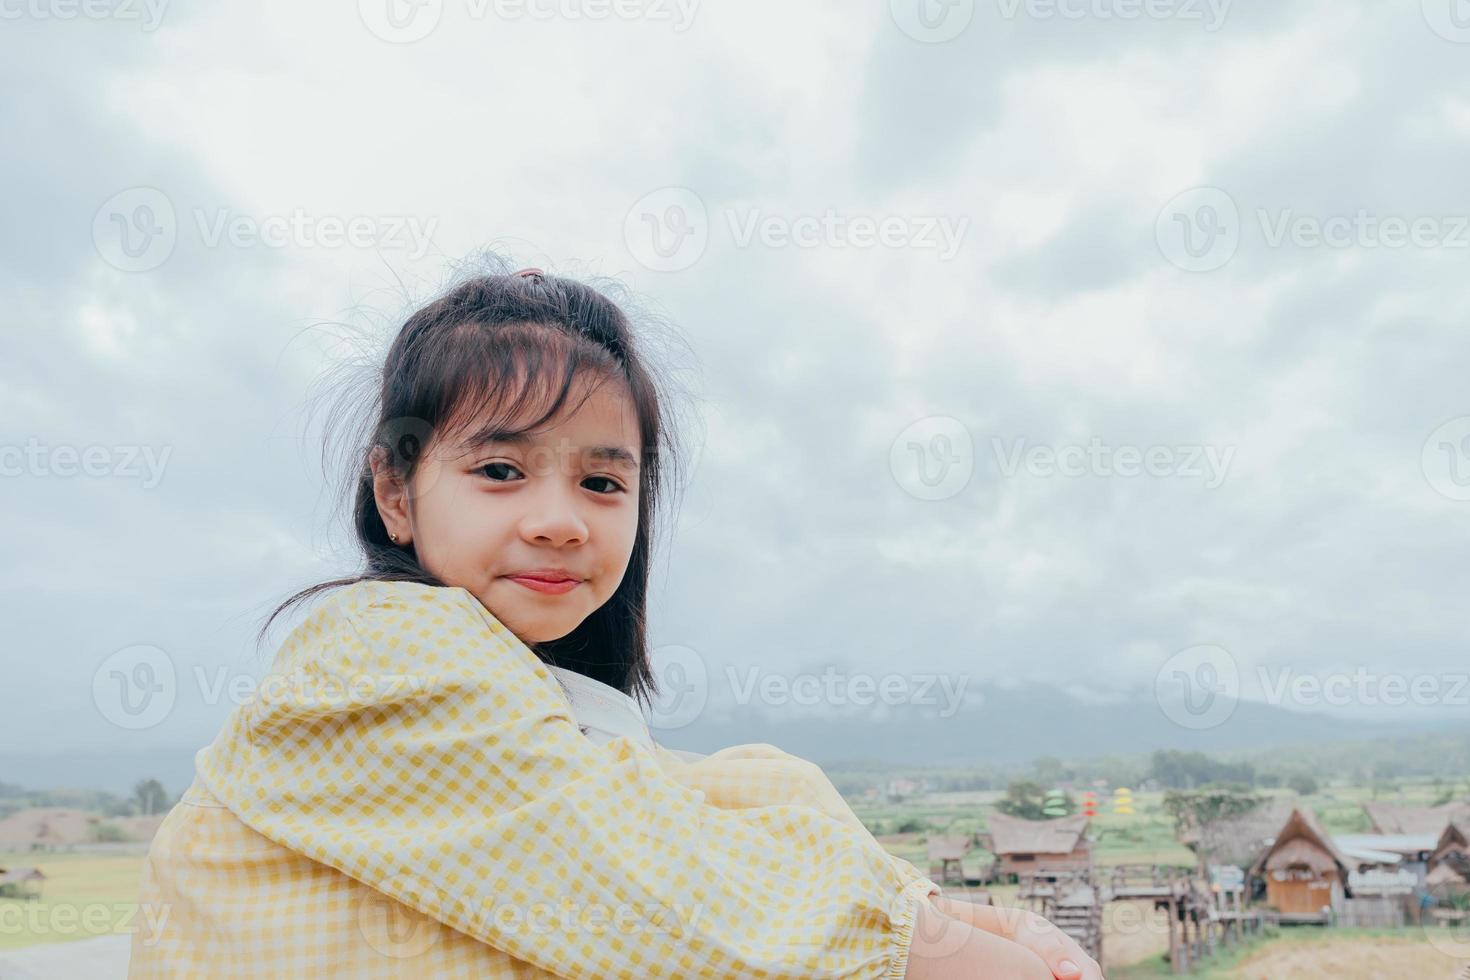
xmin=926 ymin=895 xmax=1105 ymax=980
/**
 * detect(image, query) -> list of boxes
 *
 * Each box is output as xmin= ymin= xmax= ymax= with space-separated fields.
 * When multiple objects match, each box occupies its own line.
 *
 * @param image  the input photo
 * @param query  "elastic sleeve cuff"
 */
xmin=885 ymin=875 xmax=944 ymax=980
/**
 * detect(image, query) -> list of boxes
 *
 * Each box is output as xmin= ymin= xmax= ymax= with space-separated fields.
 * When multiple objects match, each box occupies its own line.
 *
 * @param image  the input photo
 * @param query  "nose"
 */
xmin=517 ymin=480 xmax=590 ymax=548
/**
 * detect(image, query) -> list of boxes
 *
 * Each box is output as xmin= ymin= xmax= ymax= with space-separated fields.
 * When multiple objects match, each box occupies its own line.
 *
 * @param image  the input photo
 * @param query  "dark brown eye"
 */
xmin=584 ymin=476 xmax=626 ymax=494
xmin=478 ymin=462 xmax=523 ymax=482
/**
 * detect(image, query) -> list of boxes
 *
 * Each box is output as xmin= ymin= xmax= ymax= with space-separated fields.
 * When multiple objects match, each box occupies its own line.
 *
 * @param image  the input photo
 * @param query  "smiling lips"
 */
xmin=506 ymin=569 xmax=583 ymax=595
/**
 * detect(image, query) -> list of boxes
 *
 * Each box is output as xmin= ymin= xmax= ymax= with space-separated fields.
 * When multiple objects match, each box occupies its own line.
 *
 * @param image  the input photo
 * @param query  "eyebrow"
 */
xmin=465 ymin=431 xmax=640 ymax=470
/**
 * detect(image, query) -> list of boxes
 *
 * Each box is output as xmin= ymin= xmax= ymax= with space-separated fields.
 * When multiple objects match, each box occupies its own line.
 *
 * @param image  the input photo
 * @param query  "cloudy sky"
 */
xmin=3 ymin=0 xmax=1469 ymax=790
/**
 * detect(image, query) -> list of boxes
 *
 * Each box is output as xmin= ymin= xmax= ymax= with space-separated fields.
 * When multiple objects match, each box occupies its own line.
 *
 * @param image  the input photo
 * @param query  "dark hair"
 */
xmin=259 ymin=256 xmax=695 ymax=709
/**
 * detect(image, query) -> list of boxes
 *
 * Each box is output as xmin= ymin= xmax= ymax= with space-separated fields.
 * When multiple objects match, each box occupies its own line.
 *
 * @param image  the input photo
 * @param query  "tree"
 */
xmin=1286 ymin=773 xmax=1319 ymax=796
xmin=995 ymin=781 xmax=1049 ymax=820
xmin=1032 ymin=756 xmax=1067 ymax=786
xmin=1161 ymin=785 xmax=1263 ymax=836
xmin=133 ymin=779 xmax=169 ymax=817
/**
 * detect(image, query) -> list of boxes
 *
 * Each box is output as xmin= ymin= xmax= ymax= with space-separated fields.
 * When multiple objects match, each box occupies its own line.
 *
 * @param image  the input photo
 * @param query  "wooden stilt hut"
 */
xmin=1248 ymin=808 xmax=1352 ymax=923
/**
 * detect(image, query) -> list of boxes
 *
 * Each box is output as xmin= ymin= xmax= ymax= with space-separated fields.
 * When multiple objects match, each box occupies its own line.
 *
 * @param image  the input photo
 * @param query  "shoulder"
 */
xmin=270 ymin=580 xmax=521 ymax=674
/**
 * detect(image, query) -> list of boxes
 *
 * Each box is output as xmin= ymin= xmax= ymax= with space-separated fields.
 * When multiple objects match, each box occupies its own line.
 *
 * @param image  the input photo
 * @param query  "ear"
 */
xmin=369 ymin=446 xmax=413 ymax=547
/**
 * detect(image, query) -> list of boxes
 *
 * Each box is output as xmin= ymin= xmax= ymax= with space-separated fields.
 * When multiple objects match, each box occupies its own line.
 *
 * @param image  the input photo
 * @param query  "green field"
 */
xmin=0 ymin=850 xmax=149 ymax=951
xmin=854 ymin=788 xmax=1198 ymax=871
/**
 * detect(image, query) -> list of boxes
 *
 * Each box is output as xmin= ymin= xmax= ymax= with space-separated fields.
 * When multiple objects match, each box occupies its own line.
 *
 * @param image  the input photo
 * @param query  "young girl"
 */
xmin=129 ymin=263 xmax=1100 ymax=979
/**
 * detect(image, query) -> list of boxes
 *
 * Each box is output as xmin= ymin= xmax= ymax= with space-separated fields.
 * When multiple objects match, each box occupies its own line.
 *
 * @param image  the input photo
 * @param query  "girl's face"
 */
xmin=372 ymin=375 xmax=642 ymax=644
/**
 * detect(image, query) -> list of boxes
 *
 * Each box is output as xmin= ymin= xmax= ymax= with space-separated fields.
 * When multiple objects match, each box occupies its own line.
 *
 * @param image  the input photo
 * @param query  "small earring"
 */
xmin=390 ymin=532 xmax=399 ymax=543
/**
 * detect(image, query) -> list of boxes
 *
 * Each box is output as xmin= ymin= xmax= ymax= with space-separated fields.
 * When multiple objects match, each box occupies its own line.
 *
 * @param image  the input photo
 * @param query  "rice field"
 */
xmin=0 ymin=850 xmax=149 ymax=951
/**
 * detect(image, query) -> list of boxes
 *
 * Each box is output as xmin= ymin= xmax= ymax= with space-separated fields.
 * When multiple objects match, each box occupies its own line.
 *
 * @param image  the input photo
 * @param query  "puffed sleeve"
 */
xmin=657 ymin=743 xmax=945 ymax=898
xmin=197 ymin=581 xmax=937 ymax=979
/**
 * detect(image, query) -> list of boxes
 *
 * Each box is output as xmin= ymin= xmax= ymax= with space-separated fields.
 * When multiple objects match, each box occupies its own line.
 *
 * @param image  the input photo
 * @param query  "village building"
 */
xmin=0 ymin=867 xmax=46 ymax=901
xmin=1426 ymin=822 xmax=1470 ymax=888
xmin=1362 ymin=800 xmax=1470 ymax=836
xmin=981 ymin=812 xmax=1092 ymax=881
xmin=1247 ymin=808 xmax=1353 ymax=922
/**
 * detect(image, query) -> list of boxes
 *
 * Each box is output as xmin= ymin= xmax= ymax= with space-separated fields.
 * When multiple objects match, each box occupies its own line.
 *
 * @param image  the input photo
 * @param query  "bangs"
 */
xmin=425 ymin=320 xmax=626 ymax=460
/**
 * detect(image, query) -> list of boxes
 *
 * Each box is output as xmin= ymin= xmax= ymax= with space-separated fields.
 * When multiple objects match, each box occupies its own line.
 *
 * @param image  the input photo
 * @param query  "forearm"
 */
xmin=905 ymin=897 xmax=1053 ymax=980
xmin=929 ymin=895 xmax=1033 ymax=940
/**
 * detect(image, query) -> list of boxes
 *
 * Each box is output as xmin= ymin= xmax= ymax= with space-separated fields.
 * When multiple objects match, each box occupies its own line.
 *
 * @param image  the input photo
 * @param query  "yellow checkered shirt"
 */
xmin=128 ymin=580 xmax=941 ymax=978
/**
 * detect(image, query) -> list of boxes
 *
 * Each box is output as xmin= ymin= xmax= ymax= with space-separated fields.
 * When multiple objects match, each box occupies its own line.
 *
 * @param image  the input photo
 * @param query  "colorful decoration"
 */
xmin=1043 ymin=788 xmax=1070 ymax=817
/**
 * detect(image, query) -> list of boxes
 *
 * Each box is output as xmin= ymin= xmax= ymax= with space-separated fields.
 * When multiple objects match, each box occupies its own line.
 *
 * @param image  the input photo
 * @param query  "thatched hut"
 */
xmin=1180 ymin=798 xmax=1296 ymax=871
xmin=1249 ymin=808 xmax=1352 ymax=922
xmin=1363 ymin=800 xmax=1470 ymax=836
xmin=0 ymin=867 xmax=47 ymax=901
xmin=925 ymin=834 xmax=974 ymax=885
xmin=1426 ymin=823 xmax=1470 ymax=887
xmin=981 ymin=812 xmax=1091 ymax=880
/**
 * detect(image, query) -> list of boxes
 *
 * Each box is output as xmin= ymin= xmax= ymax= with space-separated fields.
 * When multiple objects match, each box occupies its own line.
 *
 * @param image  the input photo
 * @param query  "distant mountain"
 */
xmin=2 ymin=683 xmax=1459 ymax=794
xmin=652 ymin=682 xmax=1451 ymax=768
